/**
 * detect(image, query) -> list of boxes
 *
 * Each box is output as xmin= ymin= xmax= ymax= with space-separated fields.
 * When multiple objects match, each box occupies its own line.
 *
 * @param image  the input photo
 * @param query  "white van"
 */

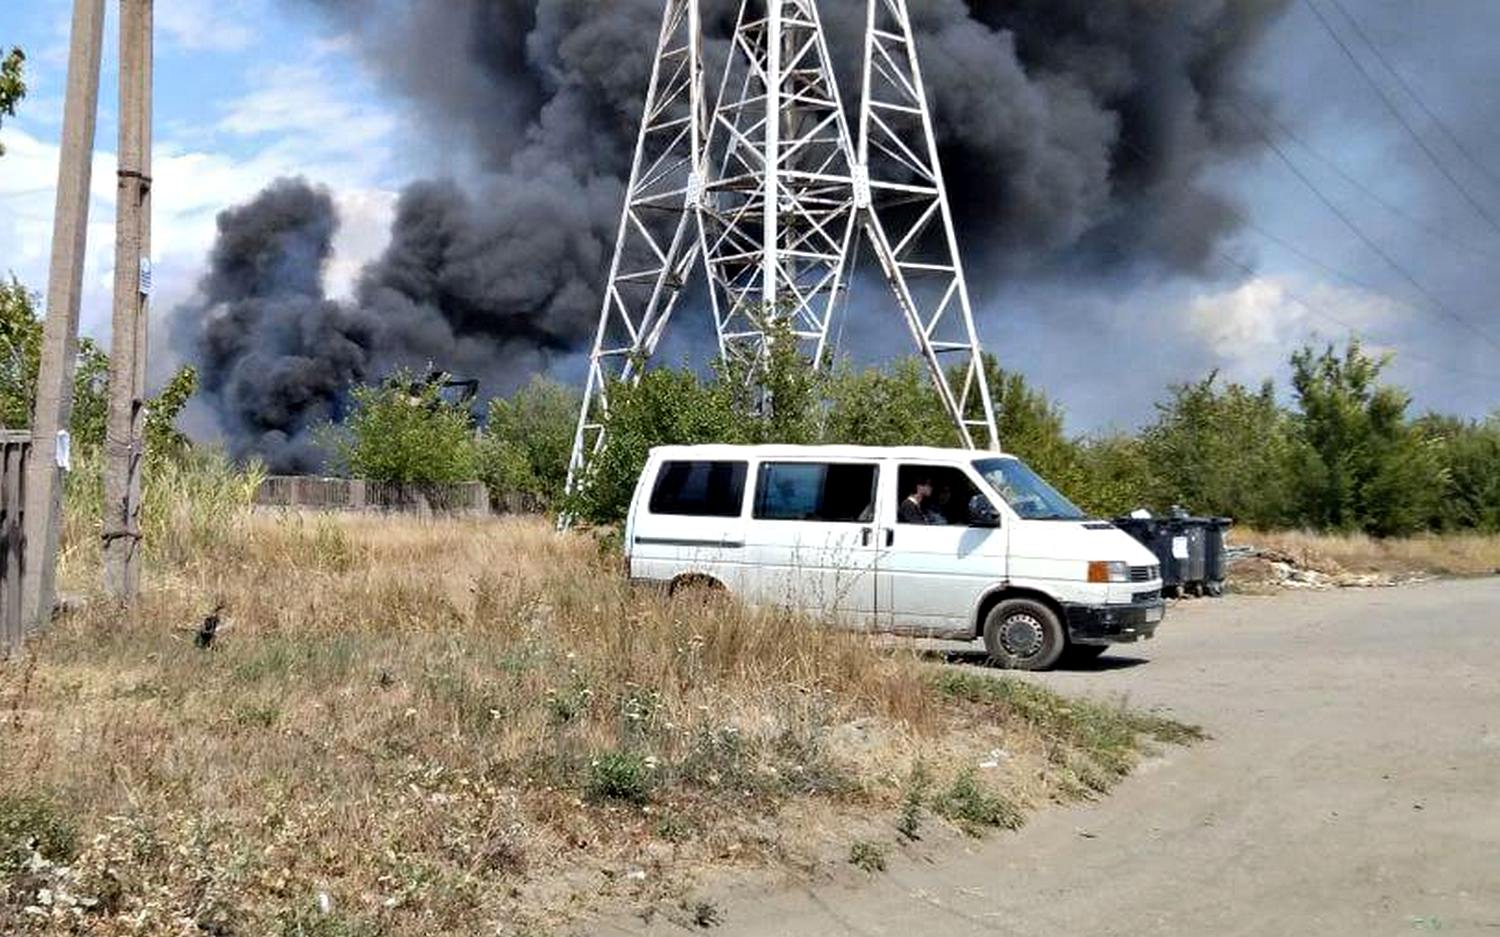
xmin=624 ymin=445 xmax=1165 ymax=670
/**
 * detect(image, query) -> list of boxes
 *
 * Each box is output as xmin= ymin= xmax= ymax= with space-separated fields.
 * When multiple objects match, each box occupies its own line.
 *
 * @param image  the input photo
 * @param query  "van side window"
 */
xmin=649 ymin=461 xmax=748 ymax=517
xmin=754 ymin=462 xmax=878 ymax=523
xmin=896 ymin=464 xmax=992 ymax=526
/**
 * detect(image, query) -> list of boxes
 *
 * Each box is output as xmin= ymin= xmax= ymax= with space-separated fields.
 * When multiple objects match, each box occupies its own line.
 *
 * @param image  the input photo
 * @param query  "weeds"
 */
xmin=586 ymin=751 xmax=655 ymax=805
xmin=6 ymin=481 xmax=1198 ymax=935
xmin=896 ymin=762 xmax=931 ymax=842
xmin=935 ymin=770 xmax=1024 ymax=835
xmin=934 ymin=670 xmax=1203 ymax=792
xmin=0 ymin=792 xmax=77 ymax=879
xmin=847 ymin=840 xmax=887 ymax=874
xmin=688 ymin=899 xmax=721 ymax=928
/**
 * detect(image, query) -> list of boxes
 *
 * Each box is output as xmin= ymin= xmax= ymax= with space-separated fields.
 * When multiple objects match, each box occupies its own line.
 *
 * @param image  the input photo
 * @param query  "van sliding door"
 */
xmin=742 ymin=461 xmax=880 ymax=627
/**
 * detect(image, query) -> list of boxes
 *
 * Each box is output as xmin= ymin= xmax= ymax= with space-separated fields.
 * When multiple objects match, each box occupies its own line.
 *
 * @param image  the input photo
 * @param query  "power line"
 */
xmin=1109 ymin=134 xmax=1497 ymax=383
xmin=1326 ymin=0 xmax=1500 ymax=196
xmin=1242 ymin=100 xmax=1500 ymax=264
xmin=1118 ymin=133 xmax=1500 ymax=354
xmin=1241 ymin=115 xmax=1500 ymax=353
xmin=1210 ymin=246 xmax=1496 ymax=387
xmin=1299 ymin=0 xmax=1500 ymax=237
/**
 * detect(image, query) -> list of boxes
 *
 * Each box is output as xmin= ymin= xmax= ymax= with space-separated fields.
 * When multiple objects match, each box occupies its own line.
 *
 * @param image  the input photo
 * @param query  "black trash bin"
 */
xmin=1115 ymin=513 xmax=1234 ymax=598
xmin=1201 ymin=517 xmax=1233 ymax=596
xmin=1112 ymin=516 xmax=1187 ymax=596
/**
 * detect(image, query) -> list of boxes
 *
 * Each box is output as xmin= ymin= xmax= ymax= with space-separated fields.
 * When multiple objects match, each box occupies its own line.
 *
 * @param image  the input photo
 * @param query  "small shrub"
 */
xmin=585 ymin=751 xmax=654 ymax=805
xmin=688 ymin=899 xmax=721 ymax=928
xmin=0 ymin=792 xmax=77 ymax=879
xmin=935 ymin=769 xmax=1023 ymax=835
xmin=847 ymin=840 xmax=887 ymax=874
xmin=233 ymin=702 xmax=281 ymax=729
xmin=276 ymin=902 xmax=380 ymax=937
xmin=546 ymin=678 xmax=593 ymax=726
xmin=655 ymin=813 xmax=694 ymax=844
xmin=897 ymin=762 xmax=931 ymax=841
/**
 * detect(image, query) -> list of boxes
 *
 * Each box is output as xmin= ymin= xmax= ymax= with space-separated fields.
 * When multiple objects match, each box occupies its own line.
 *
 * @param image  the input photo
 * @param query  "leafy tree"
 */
xmin=823 ymin=357 xmax=956 ymax=447
xmin=326 ymin=370 xmax=481 ymax=484
xmin=0 ymin=277 xmax=40 ymax=427
xmin=1071 ymin=433 xmax=1154 ymax=518
xmin=1139 ymin=373 xmax=1296 ymax=526
xmin=479 ymin=375 xmax=580 ymax=508
xmin=1288 ymin=341 xmax=1445 ymax=536
xmin=0 ymin=47 xmax=24 ymax=157
xmin=0 ymin=277 xmax=110 ymax=451
xmin=146 ymin=365 xmax=199 ymax=458
xmin=1417 ymin=412 xmax=1500 ymax=532
xmin=566 ymin=314 xmax=824 ymax=524
xmin=566 ymin=366 xmax=743 ymax=524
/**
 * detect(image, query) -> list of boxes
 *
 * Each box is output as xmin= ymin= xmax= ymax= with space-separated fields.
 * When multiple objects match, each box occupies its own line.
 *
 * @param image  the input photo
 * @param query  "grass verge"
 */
xmin=1 ymin=465 xmax=1201 ymax=934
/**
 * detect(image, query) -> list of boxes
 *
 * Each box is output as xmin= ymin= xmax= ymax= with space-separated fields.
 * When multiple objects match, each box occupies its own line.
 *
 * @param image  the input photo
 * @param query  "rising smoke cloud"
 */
xmin=171 ymin=0 xmax=1291 ymax=469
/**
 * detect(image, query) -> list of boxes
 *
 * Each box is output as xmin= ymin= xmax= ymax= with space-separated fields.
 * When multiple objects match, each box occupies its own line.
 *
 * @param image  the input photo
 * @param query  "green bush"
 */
xmin=324 ymin=370 xmax=480 ymax=485
xmin=934 ymin=769 xmax=1023 ymax=835
xmin=585 ymin=751 xmax=654 ymax=805
xmin=0 ymin=792 xmax=77 ymax=879
xmin=479 ymin=376 xmax=580 ymax=509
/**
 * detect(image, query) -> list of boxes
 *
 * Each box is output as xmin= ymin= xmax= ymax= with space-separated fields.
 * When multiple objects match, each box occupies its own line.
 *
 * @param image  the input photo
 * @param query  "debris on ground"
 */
xmin=1226 ymin=546 xmax=1431 ymax=591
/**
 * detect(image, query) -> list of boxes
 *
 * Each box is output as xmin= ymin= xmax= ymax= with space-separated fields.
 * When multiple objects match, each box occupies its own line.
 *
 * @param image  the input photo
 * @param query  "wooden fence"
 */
xmin=255 ymin=476 xmax=492 ymax=516
xmin=1 ymin=431 xmax=30 ymax=658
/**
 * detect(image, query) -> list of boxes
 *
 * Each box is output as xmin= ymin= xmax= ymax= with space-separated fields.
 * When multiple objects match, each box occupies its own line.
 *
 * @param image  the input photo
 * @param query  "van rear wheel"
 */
xmin=983 ymin=599 xmax=1066 ymax=671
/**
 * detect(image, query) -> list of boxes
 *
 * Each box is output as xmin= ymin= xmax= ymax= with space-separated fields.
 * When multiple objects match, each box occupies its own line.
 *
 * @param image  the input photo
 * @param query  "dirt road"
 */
xmin=596 ymin=578 xmax=1500 ymax=936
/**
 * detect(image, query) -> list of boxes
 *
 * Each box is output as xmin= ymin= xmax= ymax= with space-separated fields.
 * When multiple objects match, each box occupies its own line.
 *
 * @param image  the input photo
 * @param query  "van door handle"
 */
xmin=884 ymin=528 xmax=895 ymax=547
xmin=860 ymin=526 xmax=872 ymax=547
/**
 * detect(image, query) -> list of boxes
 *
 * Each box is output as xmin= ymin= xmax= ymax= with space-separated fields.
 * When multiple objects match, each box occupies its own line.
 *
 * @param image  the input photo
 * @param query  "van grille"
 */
xmin=1129 ymin=564 xmax=1159 ymax=582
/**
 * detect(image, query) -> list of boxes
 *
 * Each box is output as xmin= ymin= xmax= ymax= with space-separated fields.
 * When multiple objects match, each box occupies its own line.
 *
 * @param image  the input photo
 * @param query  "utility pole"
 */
xmin=103 ymin=0 xmax=154 ymax=598
xmin=21 ymin=0 xmax=107 ymax=629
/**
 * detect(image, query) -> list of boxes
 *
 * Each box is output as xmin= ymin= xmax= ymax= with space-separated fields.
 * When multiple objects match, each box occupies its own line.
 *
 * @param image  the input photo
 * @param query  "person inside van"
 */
xmin=899 ymin=476 xmax=935 ymax=524
xmin=928 ymin=483 xmax=954 ymax=524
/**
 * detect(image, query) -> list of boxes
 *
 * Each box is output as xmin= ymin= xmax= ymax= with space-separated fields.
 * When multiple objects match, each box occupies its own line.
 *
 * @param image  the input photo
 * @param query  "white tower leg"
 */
xmin=857 ymin=0 xmax=1000 ymax=450
xmin=565 ymin=0 xmax=706 ymax=503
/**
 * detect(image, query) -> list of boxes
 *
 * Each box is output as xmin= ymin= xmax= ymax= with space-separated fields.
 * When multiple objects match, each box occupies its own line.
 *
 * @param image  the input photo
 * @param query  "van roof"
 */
xmin=647 ymin=444 xmax=1017 ymax=462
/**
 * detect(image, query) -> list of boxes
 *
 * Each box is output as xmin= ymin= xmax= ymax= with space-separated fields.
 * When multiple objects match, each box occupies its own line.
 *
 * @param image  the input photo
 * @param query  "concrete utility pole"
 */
xmin=21 ymin=0 xmax=107 ymax=629
xmin=103 ymin=0 xmax=154 ymax=599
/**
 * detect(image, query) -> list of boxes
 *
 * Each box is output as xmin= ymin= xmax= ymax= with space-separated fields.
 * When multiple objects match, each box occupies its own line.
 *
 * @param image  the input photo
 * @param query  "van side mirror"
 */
xmin=968 ymin=496 xmax=1001 ymax=528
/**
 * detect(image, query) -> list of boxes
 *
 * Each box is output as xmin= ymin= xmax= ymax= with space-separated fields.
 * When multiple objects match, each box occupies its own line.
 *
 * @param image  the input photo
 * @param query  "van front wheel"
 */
xmin=983 ymin=599 xmax=1066 ymax=671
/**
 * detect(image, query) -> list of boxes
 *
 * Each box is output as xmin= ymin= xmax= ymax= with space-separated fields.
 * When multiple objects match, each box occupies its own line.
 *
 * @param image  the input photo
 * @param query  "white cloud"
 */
xmin=1181 ymin=275 xmax=1405 ymax=383
xmin=217 ymin=63 xmax=397 ymax=160
xmin=156 ymin=0 xmax=259 ymax=53
xmin=0 ymin=117 xmax=395 ymax=358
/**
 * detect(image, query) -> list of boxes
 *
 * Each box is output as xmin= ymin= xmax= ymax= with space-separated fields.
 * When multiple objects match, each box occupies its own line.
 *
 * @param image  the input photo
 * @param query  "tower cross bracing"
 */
xmin=566 ymin=0 xmax=1000 ymax=504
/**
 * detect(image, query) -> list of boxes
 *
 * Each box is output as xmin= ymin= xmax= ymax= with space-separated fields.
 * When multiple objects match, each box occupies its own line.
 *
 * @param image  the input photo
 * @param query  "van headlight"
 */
xmin=1087 ymin=560 xmax=1129 ymax=583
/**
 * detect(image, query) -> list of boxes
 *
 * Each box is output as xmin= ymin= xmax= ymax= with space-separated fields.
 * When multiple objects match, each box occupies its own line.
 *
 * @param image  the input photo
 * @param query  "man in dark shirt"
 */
xmin=898 ymin=476 xmax=934 ymax=524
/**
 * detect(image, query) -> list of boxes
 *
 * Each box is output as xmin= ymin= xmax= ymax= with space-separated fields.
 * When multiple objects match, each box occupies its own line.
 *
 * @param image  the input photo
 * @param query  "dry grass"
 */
xmin=1 ymin=477 xmax=1196 ymax=935
xmin=1236 ymin=528 xmax=1500 ymax=578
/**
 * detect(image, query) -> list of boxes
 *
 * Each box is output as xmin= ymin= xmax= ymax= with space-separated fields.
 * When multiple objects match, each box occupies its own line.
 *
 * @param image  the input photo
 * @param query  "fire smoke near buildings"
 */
xmin=169 ymin=0 xmax=1290 ymax=470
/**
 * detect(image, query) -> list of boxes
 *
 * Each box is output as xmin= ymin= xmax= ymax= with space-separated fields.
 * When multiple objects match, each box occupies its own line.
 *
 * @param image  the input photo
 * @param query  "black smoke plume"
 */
xmin=174 ymin=0 xmax=1291 ymax=469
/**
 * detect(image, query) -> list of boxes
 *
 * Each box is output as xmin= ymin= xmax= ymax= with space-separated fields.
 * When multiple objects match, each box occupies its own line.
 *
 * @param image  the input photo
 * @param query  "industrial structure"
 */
xmin=565 ymin=0 xmax=1002 ymax=499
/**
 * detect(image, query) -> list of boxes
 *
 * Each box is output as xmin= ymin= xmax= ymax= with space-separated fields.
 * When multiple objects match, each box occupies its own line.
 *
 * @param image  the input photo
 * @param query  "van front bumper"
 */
xmin=1063 ymin=599 xmax=1164 ymax=645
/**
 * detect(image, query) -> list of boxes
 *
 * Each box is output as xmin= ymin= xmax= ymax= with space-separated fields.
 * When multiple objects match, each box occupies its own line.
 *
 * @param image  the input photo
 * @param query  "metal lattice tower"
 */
xmin=699 ymin=0 xmax=860 ymax=369
xmin=565 ymin=0 xmax=1000 ymax=504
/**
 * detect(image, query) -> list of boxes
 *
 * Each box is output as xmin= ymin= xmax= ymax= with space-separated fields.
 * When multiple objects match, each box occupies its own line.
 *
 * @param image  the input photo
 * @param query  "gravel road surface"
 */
xmin=595 ymin=578 xmax=1500 ymax=936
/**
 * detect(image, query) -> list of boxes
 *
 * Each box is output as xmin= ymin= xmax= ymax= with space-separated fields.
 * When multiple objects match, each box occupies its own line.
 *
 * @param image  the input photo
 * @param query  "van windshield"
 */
xmin=973 ymin=458 xmax=1087 ymax=521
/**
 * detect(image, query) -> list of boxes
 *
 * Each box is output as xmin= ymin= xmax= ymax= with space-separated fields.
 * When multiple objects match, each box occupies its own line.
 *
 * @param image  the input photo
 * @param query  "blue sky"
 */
xmin=1 ymin=0 xmax=403 ymax=374
xmin=1 ymin=0 xmax=1498 ymax=431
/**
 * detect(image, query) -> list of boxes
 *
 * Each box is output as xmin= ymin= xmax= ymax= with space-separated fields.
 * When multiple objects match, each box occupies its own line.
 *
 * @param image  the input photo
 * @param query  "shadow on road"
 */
xmin=922 ymin=649 xmax=1152 ymax=673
